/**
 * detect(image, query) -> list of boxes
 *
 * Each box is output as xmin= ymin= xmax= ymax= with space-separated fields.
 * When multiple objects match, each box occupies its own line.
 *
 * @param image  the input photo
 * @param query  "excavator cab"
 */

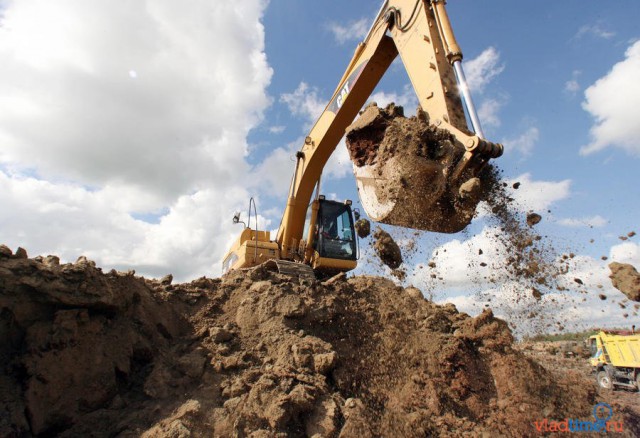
xmin=314 ymin=198 xmax=357 ymax=262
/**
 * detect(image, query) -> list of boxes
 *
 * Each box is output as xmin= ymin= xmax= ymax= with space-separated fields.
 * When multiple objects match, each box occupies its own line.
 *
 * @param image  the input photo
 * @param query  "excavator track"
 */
xmin=263 ymin=259 xmax=316 ymax=280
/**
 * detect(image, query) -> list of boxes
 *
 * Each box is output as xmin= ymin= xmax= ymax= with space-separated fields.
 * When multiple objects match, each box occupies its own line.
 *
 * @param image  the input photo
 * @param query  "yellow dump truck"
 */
xmin=589 ymin=331 xmax=640 ymax=390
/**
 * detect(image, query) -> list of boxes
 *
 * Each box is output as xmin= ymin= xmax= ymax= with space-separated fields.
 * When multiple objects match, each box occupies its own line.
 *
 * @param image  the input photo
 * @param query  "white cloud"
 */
xmin=0 ymin=0 xmax=272 ymax=201
xmin=369 ymin=84 xmax=419 ymax=110
xmin=581 ymin=40 xmax=640 ymax=156
xmin=508 ymin=173 xmax=571 ymax=212
xmin=277 ymin=82 xmax=352 ymax=181
xmin=0 ymin=0 xmax=273 ymax=280
xmin=326 ymin=18 xmax=369 ymax=45
xmin=269 ymin=125 xmax=285 ymax=134
xmin=502 ymin=126 xmax=539 ymax=157
xmin=610 ymin=241 xmax=640 ymax=266
xmin=564 ymin=70 xmax=582 ymax=97
xmin=557 ymin=215 xmax=607 ymax=228
xmin=564 ymin=79 xmax=580 ymax=95
xmin=280 ymin=82 xmax=326 ymax=126
xmin=574 ymin=24 xmax=615 ymax=40
xmin=464 ymin=47 xmax=505 ymax=94
xmin=477 ymin=98 xmax=504 ymax=128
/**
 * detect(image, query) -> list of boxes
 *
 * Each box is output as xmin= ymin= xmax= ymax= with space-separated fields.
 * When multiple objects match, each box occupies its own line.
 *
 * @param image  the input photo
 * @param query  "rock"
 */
xmin=161 ymin=274 xmax=173 ymax=285
xmin=322 ymin=271 xmax=347 ymax=286
xmin=354 ymin=218 xmax=371 ymax=238
xmin=532 ymin=288 xmax=542 ymax=300
xmin=526 ymin=212 xmax=542 ymax=227
xmin=210 ymin=327 xmax=234 ymax=343
xmin=609 ymin=262 xmax=640 ymax=301
xmin=372 ymin=228 xmax=403 ymax=269
xmin=406 ymin=287 xmax=424 ymax=300
xmin=43 ymin=255 xmax=60 ymax=267
xmin=0 ymin=245 xmax=12 ymax=257
xmin=177 ymin=351 xmax=207 ymax=379
xmin=75 ymin=256 xmax=96 ymax=267
xmin=14 ymin=247 xmax=27 ymax=258
xmin=458 ymin=177 xmax=482 ymax=203
xmin=313 ymin=352 xmax=338 ymax=375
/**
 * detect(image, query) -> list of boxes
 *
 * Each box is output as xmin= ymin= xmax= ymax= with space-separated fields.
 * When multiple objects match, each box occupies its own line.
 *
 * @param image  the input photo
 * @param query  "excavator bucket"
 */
xmin=346 ymin=103 xmax=502 ymax=234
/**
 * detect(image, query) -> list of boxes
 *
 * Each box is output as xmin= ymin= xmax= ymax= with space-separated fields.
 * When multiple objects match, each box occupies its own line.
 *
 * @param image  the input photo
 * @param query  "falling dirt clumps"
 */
xmin=345 ymin=103 xmax=493 ymax=234
xmin=481 ymin=166 xmax=566 ymax=294
xmin=0 ymin=249 xmax=600 ymax=437
xmin=609 ymin=262 xmax=640 ymax=301
xmin=526 ymin=212 xmax=542 ymax=227
xmin=372 ymin=227 xmax=403 ymax=270
xmin=354 ymin=218 xmax=371 ymax=238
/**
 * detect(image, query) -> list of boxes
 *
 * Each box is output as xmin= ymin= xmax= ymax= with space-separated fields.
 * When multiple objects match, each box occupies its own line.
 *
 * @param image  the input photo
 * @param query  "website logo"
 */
xmin=533 ymin=402 xmax=624 ymax=433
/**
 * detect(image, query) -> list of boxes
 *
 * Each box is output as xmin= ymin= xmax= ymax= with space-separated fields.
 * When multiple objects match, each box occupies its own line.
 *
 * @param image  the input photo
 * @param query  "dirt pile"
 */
xmin=345 ymin=103 xmax=492 ymax=234
xmin=1 ymin=248 xmax=601 ymax=437
xmin=0 ymin=246 xmax=191 ymax=436
xmin=609 ymin=262 xmax=640 ymax=301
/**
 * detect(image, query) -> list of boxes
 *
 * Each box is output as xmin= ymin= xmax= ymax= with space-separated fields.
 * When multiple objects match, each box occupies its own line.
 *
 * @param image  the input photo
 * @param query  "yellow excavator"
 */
xmin=222 ymin=0 xmax=503 ymax=277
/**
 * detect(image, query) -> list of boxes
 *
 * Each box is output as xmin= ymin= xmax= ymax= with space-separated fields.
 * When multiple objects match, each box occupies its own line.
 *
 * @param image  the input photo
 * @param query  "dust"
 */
xmin=0 ymin=248 xmax=602 ymax=437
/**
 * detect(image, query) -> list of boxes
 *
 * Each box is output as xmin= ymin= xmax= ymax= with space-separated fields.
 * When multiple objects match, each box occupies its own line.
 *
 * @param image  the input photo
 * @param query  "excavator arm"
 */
xmin=223 ymin=0 xmax=502 ymax=275
xmin=276 ymin=0 xmax=502 ymax=261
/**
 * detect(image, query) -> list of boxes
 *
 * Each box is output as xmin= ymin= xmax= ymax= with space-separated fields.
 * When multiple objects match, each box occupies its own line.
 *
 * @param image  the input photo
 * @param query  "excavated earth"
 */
xmin=345 ymin=103 xmax=489 ymax=234
xmin=609 ymin=262 xmax=640 ymax=302
xmin=0 ymin=247 xmax=617 ymax=437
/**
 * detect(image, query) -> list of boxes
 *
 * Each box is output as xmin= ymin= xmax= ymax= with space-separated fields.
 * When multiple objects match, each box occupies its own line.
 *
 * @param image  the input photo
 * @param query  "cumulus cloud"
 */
xmin=0 ymin=0 xmax=272 ymax=201
xmin=477 ymin=98 xmax=504 ymax=128
xmin=464 ymin=47 xmax=505 ymax=94
xmin=326 ymin=18 xmax=369 ymax=45
xmin=276 ymin=82 xmax=352 ymax=182
xmin=0 ymin=0 xmax=273 ymax=280
xmin=610 ymin=241 xmax=640 ymax=266
xmin=280 ymin=82 xmax=326 ymax=127
xmin=581 ymin=40 xmax=640 ymax=156
xmin=461 ymin=47 xmax=505 ymax=129
xmin=369 ymin=84 xmax=419 ymax=110
xmin=508 ymin=173 xmax=571 ymax=212
xmin=502 ymin=126 xmax=539 ymax=157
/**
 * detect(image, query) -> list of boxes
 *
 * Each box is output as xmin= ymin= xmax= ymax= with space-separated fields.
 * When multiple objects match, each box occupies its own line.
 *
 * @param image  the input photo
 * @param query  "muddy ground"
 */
xmin=3 ymin=248 xmax=633 ymax=437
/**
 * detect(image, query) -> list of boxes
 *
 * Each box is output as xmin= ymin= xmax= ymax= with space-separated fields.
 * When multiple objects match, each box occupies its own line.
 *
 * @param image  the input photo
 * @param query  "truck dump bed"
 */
xmin=599 ymin=332 xmax=640 ymax=368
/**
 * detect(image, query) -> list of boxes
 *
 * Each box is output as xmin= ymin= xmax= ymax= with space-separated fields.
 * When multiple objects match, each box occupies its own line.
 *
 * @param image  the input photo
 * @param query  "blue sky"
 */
xmin=0 ymin=0 xmax=638 ymax=333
